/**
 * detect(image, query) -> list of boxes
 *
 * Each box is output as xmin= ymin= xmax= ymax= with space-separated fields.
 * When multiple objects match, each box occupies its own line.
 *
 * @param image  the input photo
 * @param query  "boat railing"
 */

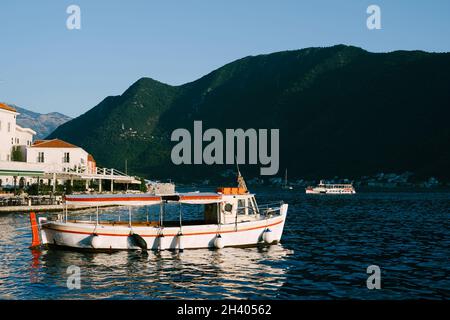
xmin=234 ymin=201 xmax=283 ymax=214
xmin=55 ymin=199 xmax=285 ymax=225
xmin=257 ymin=201 xmax=284 ymax=216
xmin=258 ymin=201 xmax=284 ymax=209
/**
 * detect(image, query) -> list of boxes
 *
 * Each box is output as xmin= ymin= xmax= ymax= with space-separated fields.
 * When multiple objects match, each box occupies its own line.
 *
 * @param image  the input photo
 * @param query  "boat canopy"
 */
xmin=65 ymin=194 xmax=162 ymax=207
xmin=177 ymin=193 xmax=222 ymax=204
xmin=65 ymin=192 xmax=223 ymax=207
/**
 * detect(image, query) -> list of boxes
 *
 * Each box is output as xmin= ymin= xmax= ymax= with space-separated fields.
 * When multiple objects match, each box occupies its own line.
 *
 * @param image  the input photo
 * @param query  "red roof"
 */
xmin=31 ymin=139 xmax=79 ymax=148
xmin=0 ymin=103 xmax=17 ymax=113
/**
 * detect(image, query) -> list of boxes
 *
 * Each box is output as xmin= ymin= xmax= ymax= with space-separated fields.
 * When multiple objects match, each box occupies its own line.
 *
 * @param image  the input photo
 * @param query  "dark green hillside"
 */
xmin=49 ymin=78 xmax=180 ymax=171
xmin=48 ymin=45 xmax=450 ymax=181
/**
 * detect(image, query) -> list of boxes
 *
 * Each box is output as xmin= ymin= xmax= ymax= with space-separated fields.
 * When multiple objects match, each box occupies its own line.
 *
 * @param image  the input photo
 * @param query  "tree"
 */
xmin=11 ymin=147 xmax=24 ymax=162
xmin=139 ymin=177 xmax=148 ymax=193
xmin=65 ymin=180 xmax=73 ymax=195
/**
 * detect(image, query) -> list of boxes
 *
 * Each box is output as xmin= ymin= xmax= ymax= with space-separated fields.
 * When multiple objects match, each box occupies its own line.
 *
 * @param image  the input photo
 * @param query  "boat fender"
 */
xmin=177 ymin=232 xmax=184 ymax=251
xmin=91 ymin=233 xmax=101 ymax=249
xmin=263 ymin=228 xmax=275 ymax=244
xmin=130 ymin=232 xmax=148 ymax=251
xmin=214 ymin=234 xmax=224 ymax=249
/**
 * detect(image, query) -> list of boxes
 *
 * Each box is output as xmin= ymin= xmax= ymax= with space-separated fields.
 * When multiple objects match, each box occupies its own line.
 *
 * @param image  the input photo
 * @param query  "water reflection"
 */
xmin=1 ymin=190 xmax=449 ymax=299
xmin=32 ymin=244 xmax=292 ymax=299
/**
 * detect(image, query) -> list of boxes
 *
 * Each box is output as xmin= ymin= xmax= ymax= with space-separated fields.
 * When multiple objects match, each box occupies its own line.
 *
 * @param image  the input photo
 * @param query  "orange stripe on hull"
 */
xmin=43 ymin=219 xmax=283 ymax=237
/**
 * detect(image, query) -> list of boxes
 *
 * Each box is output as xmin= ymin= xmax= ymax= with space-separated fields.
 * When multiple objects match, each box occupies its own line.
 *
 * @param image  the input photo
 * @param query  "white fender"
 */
xmin=158 ymin=234 xmax=164 ymax=251
xmin=178 ymin=233 xmax=184 ymax=251
xmin=91 ymin=234 xmax=102 ymax=249
xmin=263 ymin=229 xmax=275 ymax=244
xmin=214 ymin=235 xmax=224 ymax=249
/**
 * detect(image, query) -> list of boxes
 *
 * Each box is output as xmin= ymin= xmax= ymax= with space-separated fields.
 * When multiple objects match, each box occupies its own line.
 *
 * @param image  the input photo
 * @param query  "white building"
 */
xmin=27 ymin=139 xmax=96 ymax=174
xmin=0 ymin=103 xmax=96 ymax=188
xmin=0 ymin=103 xmax=37 ymax=187
xmin=0 ymin=103 xmax=139 ymax=192
xmin=0 ymin=103 xmax=35 ymax=162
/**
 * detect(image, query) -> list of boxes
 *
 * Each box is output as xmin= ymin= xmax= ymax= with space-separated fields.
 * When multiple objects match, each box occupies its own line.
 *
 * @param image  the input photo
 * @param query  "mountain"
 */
xmin=12 ymin=106 xmax=72 ymax=139
xmin=48 ymin=45 xmax=450 ymax=182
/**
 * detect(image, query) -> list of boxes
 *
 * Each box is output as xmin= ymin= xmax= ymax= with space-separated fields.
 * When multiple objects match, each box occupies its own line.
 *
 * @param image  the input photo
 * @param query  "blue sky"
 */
xmin=1 ymin=0 xmax=450 ymax=117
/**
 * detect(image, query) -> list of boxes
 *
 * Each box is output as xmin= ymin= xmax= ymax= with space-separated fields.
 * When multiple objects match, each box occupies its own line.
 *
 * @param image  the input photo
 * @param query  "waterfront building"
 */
xmin=0 ymin=102 xmax=138 ymax=191
xmin=0 ymin=103 xmax=36 ymax=187
xmin=0 ymin=103 xmax=35 ymax=162
xmin=27 ymin=139 xmax=97 ymax=174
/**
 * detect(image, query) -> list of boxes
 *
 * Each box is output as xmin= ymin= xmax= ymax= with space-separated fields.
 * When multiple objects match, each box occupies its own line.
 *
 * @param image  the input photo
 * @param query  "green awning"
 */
xmin=0 ymin=169 xmax=44 ymax=177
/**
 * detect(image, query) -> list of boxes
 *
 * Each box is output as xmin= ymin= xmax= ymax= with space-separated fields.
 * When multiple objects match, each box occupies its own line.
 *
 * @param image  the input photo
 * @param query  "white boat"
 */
xmin=305 ymin=180 xmax=356 ymax=194
xmin=281 ymin=169 xmax=293 ymax=190
xmin=29 ymin=176 xmax=288 ymax=251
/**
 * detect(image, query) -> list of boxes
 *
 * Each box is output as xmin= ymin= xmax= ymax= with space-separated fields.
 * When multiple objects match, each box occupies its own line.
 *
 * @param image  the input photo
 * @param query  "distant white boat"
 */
xmin=306 ymin=180 xmax=356 ymax=194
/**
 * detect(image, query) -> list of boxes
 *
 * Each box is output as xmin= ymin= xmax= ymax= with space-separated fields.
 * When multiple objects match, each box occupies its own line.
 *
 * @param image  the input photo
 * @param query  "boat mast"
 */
xmin=236 ymin=157 xmax=248 ymax=192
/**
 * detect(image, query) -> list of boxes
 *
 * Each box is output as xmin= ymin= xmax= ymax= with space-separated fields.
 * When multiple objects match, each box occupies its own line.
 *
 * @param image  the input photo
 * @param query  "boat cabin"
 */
xmin=215 ymin=187 xmax=260 ymax=224
xmin=64 ymin=188 xmax=263 ymax=227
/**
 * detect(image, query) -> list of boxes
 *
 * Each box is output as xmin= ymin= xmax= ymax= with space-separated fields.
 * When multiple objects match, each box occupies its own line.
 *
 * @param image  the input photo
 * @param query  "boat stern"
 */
xmin=38 ymin=216 xmax=50 ymax=245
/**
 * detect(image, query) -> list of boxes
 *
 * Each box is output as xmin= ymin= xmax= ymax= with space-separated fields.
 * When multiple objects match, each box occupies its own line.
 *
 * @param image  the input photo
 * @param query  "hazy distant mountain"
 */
xmin=13 ymin=106 xmax=72 ymax=139
xmin=48 ymin=45 xmax=450 ymax=181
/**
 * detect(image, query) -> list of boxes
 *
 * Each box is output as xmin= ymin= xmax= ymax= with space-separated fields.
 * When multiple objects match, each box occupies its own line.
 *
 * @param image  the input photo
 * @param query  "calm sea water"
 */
xmin=0 ymin=188 xmax=449 ymax=300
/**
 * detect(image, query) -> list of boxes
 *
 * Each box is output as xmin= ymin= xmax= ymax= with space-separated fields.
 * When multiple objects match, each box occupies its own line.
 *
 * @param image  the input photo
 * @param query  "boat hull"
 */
xmin=305 ymin=189 xmax=355 ymax=194
xmin=38 ymin=204 xmax=288 ymax=251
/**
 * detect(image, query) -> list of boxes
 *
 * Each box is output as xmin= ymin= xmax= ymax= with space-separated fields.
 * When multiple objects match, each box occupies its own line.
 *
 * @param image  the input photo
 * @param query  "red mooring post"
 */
xmin=29 ymin=212 xmax=41 ymax=249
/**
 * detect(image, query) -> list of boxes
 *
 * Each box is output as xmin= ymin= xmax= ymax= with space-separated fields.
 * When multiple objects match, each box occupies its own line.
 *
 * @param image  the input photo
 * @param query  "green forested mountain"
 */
xmin=48 ymin=45 xmax=450 ymax=181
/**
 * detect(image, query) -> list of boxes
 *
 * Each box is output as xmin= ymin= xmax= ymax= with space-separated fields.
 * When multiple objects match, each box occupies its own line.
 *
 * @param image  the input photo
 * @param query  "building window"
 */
xmin=37 ymin=152 xmax=45 ymax=163
xmin=63 ymin=152 xmax=70 ymax=163
xmin=7 ymin=122 xmax=11 ymax=132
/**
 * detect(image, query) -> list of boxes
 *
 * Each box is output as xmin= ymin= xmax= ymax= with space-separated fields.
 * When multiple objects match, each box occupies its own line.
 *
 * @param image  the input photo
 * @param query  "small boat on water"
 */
xmin=305 ymin=180 xmax=356 ymax=195
xmin=281 ymin=169 xmax=293 ymax=190
xmin=30 ymin=173 xmax=288 ymax=251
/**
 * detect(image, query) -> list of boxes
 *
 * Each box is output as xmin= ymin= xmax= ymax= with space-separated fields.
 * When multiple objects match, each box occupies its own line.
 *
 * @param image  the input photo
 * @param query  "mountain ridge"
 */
xmin=2 ymin=105 xmax=72 ymax=139
xmin=48 ymin=45 xmax=450 ymax=181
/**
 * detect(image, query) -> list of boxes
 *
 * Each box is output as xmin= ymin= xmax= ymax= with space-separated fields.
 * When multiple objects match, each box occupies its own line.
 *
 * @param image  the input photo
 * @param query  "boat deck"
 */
xmin=66 ymin=216 xmax=268 ymax=227
xmin=66 ymin=219 xmax=214 ymax=227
